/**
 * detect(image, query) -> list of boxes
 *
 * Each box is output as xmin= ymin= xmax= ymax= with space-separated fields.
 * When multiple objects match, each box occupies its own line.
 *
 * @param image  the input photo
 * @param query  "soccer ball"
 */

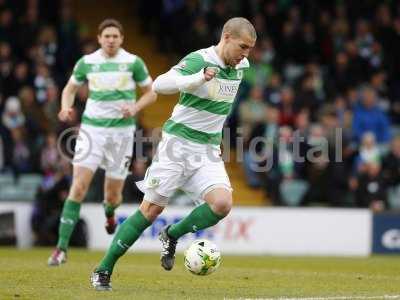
xmin=183 ymin=239 xmax=221 ymax=275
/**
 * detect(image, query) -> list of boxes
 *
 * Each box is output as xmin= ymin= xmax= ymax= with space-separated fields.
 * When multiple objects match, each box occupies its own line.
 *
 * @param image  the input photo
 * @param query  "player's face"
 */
xmin=224 ymin=32 xmax=256 ymax=67
xmin=98 ymin=26 xmax=123 ymax=57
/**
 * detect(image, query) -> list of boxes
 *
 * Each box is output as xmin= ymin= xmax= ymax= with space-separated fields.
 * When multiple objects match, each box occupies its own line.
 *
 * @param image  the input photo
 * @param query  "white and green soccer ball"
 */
xmin=183 ymin=239 xmax=221 ymax=276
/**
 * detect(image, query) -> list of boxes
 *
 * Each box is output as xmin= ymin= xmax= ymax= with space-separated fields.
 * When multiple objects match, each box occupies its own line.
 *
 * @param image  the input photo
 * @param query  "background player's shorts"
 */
xmin=72 ymin=124 xmax=134 ymax=180
xmin=136 ymin=133 xmax=232 ymax=206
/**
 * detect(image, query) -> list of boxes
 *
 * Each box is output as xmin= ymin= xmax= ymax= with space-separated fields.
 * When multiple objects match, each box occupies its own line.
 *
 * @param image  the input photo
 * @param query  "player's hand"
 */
xmin=58 ymin=108 xmax=74 ymax=122
xmin=121 ymin=103 xmax=138 ymax=118
xmin=204 ymin=67 xmax=218 ymax=81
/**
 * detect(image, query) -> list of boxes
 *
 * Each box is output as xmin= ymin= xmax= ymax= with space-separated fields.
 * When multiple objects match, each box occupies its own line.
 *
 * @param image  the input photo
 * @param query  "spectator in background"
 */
xmin=263 ymin=72 xmax=281 ymax=105
xmin=278 ymin=86 xmax=296 ymax=127
xmin=0 ymin=41 xmax=13 ymax=82
xmin=333 ymin=95 xmax=352 ymax=133
xmin=37 ymin=25 xmax=58 ymax=69
xmin=43 ymin=84 xmax=60 ymax=130
xmin=352 ymin=85 xmax=391 ymax=145
xmin=4 ymin=61 xmax=32 ymax=97
xmin=16 ymin=6 xmax=41 ymax=53
xmin=239 ymin=86 xmax=267 ymax=143
xmin=1 ymin=96 xmax=25 ymax=130
xmin=10 ymin=127 xmax=32 ymax=175
xmin=243 ymin=45 xmax=273 ymax=90
xmin=300 ymin=123 xmax=348 ymax=207
xmin=34 ymin=63 xmax=55 ymax=104
xmin=260 ymin=126 xmax=296 ymax=205
xmin=329 ymin=51 xmax=353 ymax=95
xmin=19 ymin=86 xmax=49 ymax=135
xmin=57 ymin=4 xmax=80 ymax=71
xmin=382 ymin=136 xmax=400 ymax=188
xmin=0 ymin=9 xmax=16 ymax=46
xmin=354 ymin=162 xmax=388 ymax=211
xmin=244 ymin=105 xmax=280 ymax=189
xmin=185 ymin=15 xmax=212 ymax=53
xmin=344 ymin=39 xmax=368 ymax=83
xmin=354 ymin=132 xmax=382 ymax=174
xmin=40 ymin=132 xmax=60 ymax=175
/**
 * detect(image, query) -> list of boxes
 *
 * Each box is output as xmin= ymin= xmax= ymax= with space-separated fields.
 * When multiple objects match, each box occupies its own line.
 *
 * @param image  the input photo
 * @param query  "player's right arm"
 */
xmin=152 ymin=52 xmax=216 ymax=95
xmin=59 ymin=57 xmax=87 ymax=122
xmin=58 ymin=79 xmax=80 ymax=122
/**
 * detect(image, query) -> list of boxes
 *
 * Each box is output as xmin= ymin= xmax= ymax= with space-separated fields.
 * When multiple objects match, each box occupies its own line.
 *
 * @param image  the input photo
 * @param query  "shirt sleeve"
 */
xmin=172 ymin=52 xmax=205 ymax=75
xmin=70 ymin=57 xmax=88 ymax=85
xmin=152 ymin=69 xmax=205 ymax=94
xmin=132 ymin=56 xmax=152 ymax=87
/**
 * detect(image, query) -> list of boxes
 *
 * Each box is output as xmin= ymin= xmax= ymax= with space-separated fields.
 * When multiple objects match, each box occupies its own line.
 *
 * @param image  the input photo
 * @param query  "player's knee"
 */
xmin=210 ymin=194 xmax=232 ymax=217
xmin=139 ymin=200 xmax=164 ymax=222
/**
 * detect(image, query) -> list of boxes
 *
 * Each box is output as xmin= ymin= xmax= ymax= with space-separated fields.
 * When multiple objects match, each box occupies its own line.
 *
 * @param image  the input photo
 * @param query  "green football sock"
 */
xmin=56 ymin=199 xmax=81 ymax=251
xmin=96 ymin=210 xmax=151 ymax=273
xmin=167 ymin=203 xmax=224 ymax=240
xmin=103 ymin=202 xmax=119 ymax=218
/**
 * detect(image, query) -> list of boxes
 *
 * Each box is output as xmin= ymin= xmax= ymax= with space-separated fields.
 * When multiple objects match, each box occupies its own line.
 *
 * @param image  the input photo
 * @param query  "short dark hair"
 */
xmin=222 ymin=17 xmax=257 ymax=40
xmin=98 ymin=19 xmax=124 ymax=35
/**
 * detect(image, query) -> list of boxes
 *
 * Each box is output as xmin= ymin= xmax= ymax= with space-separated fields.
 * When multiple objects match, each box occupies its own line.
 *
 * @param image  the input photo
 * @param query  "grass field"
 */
xmin=1 ymin=248 xmax=400 ymax=300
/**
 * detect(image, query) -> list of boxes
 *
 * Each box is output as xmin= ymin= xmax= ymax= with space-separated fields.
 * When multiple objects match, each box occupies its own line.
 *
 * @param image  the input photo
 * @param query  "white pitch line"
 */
xmin=250 ymin=295 xmax=400 ymax=300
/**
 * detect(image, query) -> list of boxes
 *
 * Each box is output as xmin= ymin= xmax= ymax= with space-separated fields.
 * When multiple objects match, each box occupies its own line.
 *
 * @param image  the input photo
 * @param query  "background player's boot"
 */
xmin=91 ymin=270 xmax=112 ymax=291
xmin=47 ymin=248 xmax=67 ymax=266
xmin=159 ymin=225 xmax=177 ymax=270
xmin=105 ymin=216 xmax=117 ymax=234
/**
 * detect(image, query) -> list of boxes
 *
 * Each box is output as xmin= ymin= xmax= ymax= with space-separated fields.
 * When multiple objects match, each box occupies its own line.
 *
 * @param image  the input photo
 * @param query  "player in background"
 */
xmin=90 ymin=17 xmax=256 ymax=291
xmin=47 ymin=19 xmax=157 ymax=266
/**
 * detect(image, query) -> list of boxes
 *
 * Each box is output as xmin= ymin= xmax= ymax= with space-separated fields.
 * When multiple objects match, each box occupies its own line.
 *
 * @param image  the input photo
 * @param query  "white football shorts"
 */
xmin=72 ymin=124 xmax=134 ymax=180
xmin=136 ymin=133 xmax=232 ymax=206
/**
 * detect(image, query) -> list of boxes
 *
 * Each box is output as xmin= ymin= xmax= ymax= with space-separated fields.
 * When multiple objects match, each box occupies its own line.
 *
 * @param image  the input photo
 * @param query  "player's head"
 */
xmin=97 ymin=19 xmax=124 ymax=56
xmin=219 ymin=17 xmax=257 ymax=67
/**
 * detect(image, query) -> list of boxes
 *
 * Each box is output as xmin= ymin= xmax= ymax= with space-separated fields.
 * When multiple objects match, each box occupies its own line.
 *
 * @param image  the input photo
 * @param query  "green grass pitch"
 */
xmin=1 ymin=248 xmax=399 ymax=300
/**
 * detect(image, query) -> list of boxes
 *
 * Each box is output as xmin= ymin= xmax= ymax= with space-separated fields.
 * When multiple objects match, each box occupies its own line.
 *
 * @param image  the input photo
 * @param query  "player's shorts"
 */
xmin=72 ymin=124 xmax=134 ymax=180
xmin=136 ymin=132 xmax=232 ymax=206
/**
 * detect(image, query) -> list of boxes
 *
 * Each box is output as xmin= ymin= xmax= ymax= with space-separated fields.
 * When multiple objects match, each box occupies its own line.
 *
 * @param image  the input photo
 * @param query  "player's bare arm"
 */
xmin=121 ymin=84 xmax=157 ymax=118
xmin=58 ymin=78 xmax=80 ymax=122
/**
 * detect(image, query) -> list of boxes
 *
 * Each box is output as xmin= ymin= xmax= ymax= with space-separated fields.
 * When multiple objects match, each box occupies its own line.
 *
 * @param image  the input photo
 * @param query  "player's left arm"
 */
xmin=122 ymin=57 xmax=157 ymax=118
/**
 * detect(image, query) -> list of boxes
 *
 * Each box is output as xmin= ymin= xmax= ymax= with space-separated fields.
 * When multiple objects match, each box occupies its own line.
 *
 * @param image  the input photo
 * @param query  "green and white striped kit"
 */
xmin=164 ymin=46 xmax=249 ymax=145
xmin=71 ymin=48 xmax=151 ymax=128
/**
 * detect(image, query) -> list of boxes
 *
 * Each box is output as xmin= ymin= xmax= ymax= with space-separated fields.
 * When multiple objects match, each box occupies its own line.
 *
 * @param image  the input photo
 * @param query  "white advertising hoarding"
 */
xmin=0 ymin=202 xmax=33 ymax=248
xmin=81 ymin=205 xmax=372 ymax=256
xmin=0 ymin=202 xmax=372 ymax=256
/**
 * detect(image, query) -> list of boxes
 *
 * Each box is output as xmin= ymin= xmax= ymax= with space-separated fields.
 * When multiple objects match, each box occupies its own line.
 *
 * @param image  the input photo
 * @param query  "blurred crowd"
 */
xmin=1 ymin=0 xmax=400 ymax=211
xmin=139 ymin=0 xmax=400 ymax=210
xmin=0 ymin=0 xmax=149 ymax=216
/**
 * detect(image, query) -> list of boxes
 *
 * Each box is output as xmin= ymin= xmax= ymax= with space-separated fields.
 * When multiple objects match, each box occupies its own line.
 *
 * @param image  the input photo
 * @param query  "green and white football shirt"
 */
xmin=163 ymin=46 xmax=249 ymax=145
xmin=71 ymin=48 xmax=151 ymax=128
